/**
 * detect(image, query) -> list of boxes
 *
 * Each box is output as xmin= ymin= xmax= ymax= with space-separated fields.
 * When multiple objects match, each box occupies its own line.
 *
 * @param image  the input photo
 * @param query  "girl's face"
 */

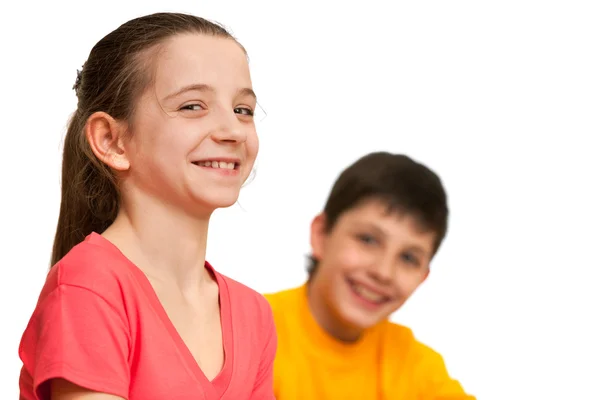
xmin=122 ymin=33 xmax=258 ymax=216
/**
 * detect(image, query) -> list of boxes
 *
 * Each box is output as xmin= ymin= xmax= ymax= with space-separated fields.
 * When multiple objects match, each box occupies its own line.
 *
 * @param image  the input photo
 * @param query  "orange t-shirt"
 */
xmin=265 ymin=285 xmax=475 ymax=400
xmin=18 ymin=233 xmax=276 ymax=400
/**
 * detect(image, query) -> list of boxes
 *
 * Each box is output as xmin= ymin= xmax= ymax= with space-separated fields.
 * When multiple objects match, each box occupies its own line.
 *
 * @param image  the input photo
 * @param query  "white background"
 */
xmin=1 ymin=1 xmax=599 ymax=399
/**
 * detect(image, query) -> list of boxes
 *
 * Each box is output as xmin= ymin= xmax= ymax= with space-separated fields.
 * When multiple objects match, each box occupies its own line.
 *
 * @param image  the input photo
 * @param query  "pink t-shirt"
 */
xmin=18 ymin=233 xmax=276 ymax=400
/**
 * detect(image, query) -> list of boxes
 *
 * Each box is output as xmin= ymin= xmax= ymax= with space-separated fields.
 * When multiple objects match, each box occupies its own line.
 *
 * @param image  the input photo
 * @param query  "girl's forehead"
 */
xmin=133 ymin=34 xmax=255 ymax=118
xmin=154 ymin=34 xmax=250 ymax=86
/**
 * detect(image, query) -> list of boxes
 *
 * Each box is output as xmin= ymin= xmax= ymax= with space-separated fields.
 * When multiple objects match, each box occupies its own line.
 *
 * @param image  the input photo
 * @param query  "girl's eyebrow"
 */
xmin=162 ymin=83 xmax=256 ymax=101
xmin=162 ymin=83 xmax=214 ymax=101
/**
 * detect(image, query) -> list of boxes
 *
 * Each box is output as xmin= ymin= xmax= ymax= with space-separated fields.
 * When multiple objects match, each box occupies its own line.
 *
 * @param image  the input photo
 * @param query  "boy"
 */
xmin=265 ymin=152 xmax=475 ymax=399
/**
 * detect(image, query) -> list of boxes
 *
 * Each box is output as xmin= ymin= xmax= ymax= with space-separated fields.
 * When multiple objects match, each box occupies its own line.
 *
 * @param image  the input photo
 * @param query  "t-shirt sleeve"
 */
xmin=19 ymin=284 xmax=130 ymax=399
xmin=417 ymin=346 xmax=476 ymax=400
xmin=249 ymin=300 xmax=277 ymax=399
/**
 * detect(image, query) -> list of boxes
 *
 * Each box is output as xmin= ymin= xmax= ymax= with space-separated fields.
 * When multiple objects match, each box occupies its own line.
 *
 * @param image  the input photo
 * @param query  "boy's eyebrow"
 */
xmin=162 ymin=83 xmax=257 ymax=102
xmin=354 ymin=221 xmax=389 ymax=236
xmin=405 ymin=245 xmax=428 ymax=256
xmin=354 ymin=221 xmax=433 ymax=256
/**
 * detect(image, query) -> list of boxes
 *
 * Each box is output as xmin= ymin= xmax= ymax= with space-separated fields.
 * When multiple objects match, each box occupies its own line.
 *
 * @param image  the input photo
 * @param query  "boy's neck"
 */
xmin=306 ymin=280 xmax=364 ymax=343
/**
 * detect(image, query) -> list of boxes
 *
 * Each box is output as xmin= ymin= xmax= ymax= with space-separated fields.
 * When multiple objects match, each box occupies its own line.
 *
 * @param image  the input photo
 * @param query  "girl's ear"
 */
xmin=85 ymin=112 xmax=130 ymax=171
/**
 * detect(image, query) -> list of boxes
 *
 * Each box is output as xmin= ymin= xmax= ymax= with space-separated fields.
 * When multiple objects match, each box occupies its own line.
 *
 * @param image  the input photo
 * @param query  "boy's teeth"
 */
xmin=201 ymin=161 xmax=235 ymax=169
xmin=351 ymin=282 xmax=385 ymax=303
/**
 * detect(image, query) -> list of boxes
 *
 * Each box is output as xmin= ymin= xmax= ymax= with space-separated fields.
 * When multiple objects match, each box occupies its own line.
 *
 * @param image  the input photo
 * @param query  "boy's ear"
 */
xmin=310 ymin=213 xmax=327 ymax=261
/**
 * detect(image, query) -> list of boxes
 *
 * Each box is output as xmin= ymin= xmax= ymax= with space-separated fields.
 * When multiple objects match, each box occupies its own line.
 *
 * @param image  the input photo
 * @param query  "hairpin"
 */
xmin=72 ymin=68 xmax=82 ymax=92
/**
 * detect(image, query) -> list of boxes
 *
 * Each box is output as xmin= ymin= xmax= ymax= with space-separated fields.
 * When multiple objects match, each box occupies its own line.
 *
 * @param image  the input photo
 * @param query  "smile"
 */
xmin=192 ymin=160 xmax=240 ymax=170
xmin=347 ymin=278 xmax=390 ymax=305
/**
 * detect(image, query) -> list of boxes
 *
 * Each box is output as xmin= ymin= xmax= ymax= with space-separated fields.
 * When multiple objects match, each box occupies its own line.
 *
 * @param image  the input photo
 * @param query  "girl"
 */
xmin=18 ymin=12 xmax=276 ymax=400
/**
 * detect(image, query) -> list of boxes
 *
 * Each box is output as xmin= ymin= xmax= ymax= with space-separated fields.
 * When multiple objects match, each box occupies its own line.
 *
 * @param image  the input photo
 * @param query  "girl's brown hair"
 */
xmin=51 ymin=12 xmax=237 ymax=266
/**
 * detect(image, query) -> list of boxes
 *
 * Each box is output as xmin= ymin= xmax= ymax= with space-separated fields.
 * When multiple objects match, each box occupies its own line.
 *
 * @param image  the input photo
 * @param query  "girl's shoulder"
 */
xmin=212 ymin=267 xmax=274 ymax=327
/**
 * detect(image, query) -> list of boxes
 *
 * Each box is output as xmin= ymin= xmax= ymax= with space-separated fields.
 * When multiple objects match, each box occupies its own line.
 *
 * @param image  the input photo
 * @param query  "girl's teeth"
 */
xmin=200 ymin=161 xmax=236 ymax=170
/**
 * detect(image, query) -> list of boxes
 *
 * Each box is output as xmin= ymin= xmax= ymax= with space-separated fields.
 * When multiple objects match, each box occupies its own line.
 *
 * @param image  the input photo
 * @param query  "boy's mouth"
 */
xmin=347 ymin=278 xmax=390 ymax=305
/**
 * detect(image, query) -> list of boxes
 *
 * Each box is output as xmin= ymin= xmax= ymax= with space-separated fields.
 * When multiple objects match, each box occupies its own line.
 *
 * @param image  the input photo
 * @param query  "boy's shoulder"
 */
xmin=379 ymin=320 xmax=446 ymax=365
xmin=380 ymin=321 xmax=473 ymax=397
xmin=263 ymin=285 xmax=303 ymax=312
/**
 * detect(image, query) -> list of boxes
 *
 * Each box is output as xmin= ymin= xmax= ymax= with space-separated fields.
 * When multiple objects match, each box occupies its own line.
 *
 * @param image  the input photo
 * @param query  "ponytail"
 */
xmin=50 ymin=112 xmax=120 ymax=266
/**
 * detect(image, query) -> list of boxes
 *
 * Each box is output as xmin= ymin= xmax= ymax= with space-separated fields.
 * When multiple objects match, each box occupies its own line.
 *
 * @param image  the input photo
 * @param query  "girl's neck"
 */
xmin=103 ymin=195 xmax=212 ymax=293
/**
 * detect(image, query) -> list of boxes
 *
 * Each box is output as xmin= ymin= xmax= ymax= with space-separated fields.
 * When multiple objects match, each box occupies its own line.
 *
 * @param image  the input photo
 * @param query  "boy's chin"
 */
xmin=338 ymin=304 xmax=391 ymax=332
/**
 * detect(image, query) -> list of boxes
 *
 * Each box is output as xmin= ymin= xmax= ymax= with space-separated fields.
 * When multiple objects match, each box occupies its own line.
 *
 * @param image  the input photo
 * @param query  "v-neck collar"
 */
xmin=87 ymin=232 xmax=234 ymax=398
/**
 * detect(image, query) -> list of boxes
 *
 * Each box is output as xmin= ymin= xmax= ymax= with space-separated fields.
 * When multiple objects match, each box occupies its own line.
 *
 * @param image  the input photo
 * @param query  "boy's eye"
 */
xmin=401 ymin=252 xmax=419 ymax=266
xmin=357 ymin=233 xmax=377 ymax=245
xmin=234 ymin=107 xmax=254 ymax=116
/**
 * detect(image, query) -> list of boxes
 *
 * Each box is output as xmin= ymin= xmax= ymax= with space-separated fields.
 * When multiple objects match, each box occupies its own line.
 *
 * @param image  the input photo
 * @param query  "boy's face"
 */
xmin=310 ymin=199 xmax=436 ymax=336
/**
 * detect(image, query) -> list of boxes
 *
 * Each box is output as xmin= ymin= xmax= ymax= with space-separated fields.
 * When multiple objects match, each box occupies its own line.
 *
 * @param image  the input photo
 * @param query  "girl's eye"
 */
xmin=180 ymin=104 xmax=203 ymax=111
xmin=234 ymin=107 xmax=254 ymax=116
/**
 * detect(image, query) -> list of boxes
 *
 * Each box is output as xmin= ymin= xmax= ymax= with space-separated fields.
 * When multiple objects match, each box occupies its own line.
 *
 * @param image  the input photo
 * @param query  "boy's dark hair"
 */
xmin=307 ymin=152 xmax=449 ymax=278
